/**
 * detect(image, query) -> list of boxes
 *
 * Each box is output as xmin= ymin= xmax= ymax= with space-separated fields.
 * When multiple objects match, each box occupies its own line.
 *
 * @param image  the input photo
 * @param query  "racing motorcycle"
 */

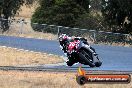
xmin=59 ymin=34 xmax=102 ymax=67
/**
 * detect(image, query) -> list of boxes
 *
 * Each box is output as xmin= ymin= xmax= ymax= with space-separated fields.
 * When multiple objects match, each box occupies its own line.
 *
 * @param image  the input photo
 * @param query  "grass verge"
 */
xmin=0 ymin=70 xmax=131 ymax=88
xmin=0 ymin=46 xmax=64 ymax=66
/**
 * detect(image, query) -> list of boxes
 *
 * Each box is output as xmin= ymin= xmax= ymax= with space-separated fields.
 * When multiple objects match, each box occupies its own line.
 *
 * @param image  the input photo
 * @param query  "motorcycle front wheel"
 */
xmin=79 ymin=49 xmax=95 ymax=67
xmin=94 ymin=56 xmax=102 ymax=67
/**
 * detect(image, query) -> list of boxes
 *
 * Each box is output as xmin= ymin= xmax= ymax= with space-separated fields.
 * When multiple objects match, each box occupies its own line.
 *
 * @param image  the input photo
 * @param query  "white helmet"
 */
xmin=59 ymin=34 xmax=69 ymax=42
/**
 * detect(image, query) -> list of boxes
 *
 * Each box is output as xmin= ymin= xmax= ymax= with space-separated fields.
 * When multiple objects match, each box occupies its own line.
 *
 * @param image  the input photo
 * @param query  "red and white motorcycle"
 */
xmin=59 ymin=34 xmax=102 ymax=67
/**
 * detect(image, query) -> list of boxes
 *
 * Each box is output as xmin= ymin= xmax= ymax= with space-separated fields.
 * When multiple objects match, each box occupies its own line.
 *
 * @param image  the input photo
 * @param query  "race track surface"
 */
xmin=0 ymin=35 xmax=132 ymax=71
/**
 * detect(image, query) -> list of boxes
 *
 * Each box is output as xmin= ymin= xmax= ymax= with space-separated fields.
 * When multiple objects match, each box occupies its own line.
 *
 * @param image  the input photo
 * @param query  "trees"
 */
xmin=101 ymin=0 xmax=132 ymax=34
xmin=32 ymin=0 xmax=132 ymax=34
xmin=0 ymin=0 xmax=35 ymax=32
xmin=75 ymin=0 xmax=105 ymax=30
xmin=31 ymin=0 xmax=90 ymax=30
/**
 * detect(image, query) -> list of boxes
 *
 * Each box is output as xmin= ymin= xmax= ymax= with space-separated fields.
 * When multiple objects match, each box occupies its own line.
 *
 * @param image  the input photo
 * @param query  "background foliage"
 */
xmin=101 ymin=0 xmax=132 ymax=34
xmin=31 ymin=0 xmax=90 ymax=30
xmin=0 ymin=0 xmax=35 ymax=32
xmin=0 ymin=0 xmax=132 ymax=35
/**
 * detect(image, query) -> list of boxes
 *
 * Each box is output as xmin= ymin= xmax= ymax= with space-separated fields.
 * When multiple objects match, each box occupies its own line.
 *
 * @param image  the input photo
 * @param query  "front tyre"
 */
xmin=79 ymin=50 xmax=95 ymax=67
xmin=95 ymin=61 xmax=102 ymax=67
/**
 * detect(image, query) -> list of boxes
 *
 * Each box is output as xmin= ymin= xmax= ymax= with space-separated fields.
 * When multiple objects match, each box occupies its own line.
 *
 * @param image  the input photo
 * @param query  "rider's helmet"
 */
xmin=59 ymin=34 xmax=69 ymax=42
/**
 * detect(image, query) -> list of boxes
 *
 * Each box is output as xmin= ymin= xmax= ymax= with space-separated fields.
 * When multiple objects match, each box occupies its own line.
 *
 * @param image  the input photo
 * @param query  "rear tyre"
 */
xmin=66 ymin=61 xmax=74 ymax=66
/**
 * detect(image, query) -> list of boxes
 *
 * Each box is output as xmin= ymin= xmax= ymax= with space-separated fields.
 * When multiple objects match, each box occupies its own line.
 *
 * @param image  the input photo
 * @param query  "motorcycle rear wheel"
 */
xmin=66 ymin=61 xmax=74 ymax=66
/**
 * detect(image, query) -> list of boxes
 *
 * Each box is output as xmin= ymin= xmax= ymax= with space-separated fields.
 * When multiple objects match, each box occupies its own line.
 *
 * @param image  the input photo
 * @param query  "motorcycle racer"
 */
xmin=59 ymin=34 xmax=97 ymax=66
xmin=59 ymin=34 xmax=95 ymax=54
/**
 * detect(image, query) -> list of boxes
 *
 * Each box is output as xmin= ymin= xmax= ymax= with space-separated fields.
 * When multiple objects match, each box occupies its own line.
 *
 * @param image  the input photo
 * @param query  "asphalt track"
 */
xmin=0 ymin=35 xmax=132 ymax=72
